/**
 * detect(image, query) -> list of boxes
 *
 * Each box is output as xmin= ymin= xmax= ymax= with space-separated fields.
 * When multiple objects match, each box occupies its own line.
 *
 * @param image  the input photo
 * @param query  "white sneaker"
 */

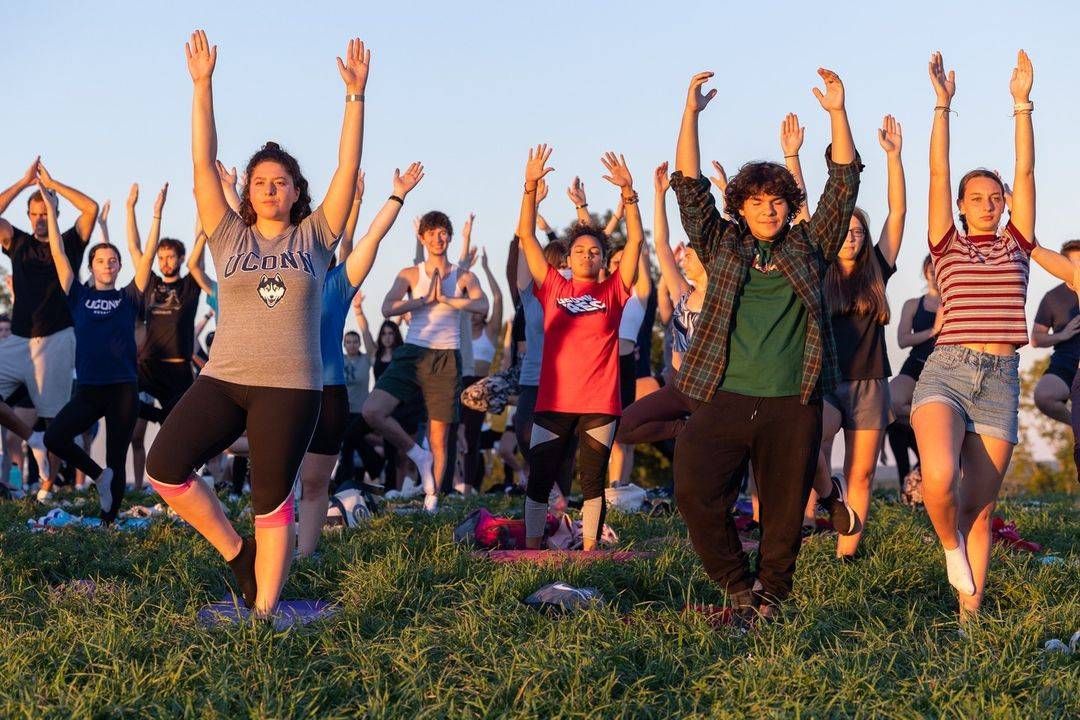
xmin=35 ymin=488 xmax=54 ymax=503
xmin=413 ymin=449 xmax=436 ymax=496
xmin=95 ymin=468 xmax=114 ymax=514
xmin=27 ymin=432 xmax=51 ymax=479
xmin=944 ymin=533 xmax=976 ymax=596
xmin=399 ymin=476 xmax=423 ymax=499
xmin=422 ymin=493 xmax=439 ymax=514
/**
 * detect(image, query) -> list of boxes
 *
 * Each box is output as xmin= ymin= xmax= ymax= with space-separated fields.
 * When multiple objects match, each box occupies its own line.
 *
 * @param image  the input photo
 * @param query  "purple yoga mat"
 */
xmin=472 ymin=550 xmax=655 ymax=564
xmin=197 ymin=598 xmax=339 ymax=630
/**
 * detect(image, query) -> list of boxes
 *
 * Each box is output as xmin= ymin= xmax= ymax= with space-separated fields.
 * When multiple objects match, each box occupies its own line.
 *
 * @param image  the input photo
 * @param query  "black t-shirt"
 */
xmin=1034 ymin=283 xmax=1080 ymax=370
xmin=831 ymin=245 xmax=896 ymax=380
xmin=139 ymin=274 xmax=202 ymax=360
xmin=3 ymin=226 xmax=87 ymax=337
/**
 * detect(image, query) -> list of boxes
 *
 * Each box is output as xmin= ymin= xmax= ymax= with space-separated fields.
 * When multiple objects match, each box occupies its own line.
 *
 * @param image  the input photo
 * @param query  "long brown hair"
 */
xmin=824 ymin=208 xmax=890 ymax=324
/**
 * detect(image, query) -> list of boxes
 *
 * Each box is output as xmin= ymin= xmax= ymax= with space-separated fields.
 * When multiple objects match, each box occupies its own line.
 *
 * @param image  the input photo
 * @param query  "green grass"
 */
xmin=0 ymin=489 xmax=1077 ymax=719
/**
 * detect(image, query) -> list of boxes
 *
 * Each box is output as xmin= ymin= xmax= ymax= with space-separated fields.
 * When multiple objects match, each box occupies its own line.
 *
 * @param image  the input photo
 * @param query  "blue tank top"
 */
xmin=320 ymin=264 xmax=360 ymax=387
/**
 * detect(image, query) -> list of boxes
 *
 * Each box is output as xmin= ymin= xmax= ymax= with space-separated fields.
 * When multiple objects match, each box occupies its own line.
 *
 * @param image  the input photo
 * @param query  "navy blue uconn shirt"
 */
xmin=65 ymin=281 xmax=142 ymax=384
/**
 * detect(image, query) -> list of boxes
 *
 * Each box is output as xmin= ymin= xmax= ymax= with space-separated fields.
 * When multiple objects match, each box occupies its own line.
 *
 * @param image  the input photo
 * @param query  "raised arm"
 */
xmin=321 ymin=38 xmax=369 ymax=236
xmin=600 ymin=153 xmax=642 ymax=291
xmin=354 ymin=293 xmax=378 ymax=362
xmin=95 ymin=201 xmax=111 ymax=244
xmin=675 ymin=72 xmax=716 ymax=179
xmin=652 ymin=163 xmax=690 ymax=299
xmin=896 ymin=297 xmax=940 ymax=349
xmin=708 ymin=161 xmax=730 ymax=220
xmin=567 ymin=177 xmax=592 ymax=225
xmin=35 ymin=162 xmax=99 ymax=242
xmin=337 ymin=171 xmax=365 ymax=264
xmin=807 ymin=68 xmax=862 ymax=259
xmin=0 ymin=160 xmax=41 ymax=249
xmin=412 ymin=217 xmax=425 ymax=264
xmin=186 ymin=30 xmax=229 ymax=236
xmin=38 ymin=182 xmax=73 ymax=293
xmin=780 ymin=113 xmax=811 ymax=224
xmin=125 ymin=183 xmax=143 ymax=266
xmin=535 ymin=182 xmax=556 ymax=244
xmin=603 ymin=199 xmax=624 ymax=238
xmin=479 ymin=249 xmax=503 ymax=341
xmin=134 ymin=184 xmax=168 ymax=292
xmin=516 ymin=144 xmax=555 ymax=287
xmin=216 ymin=160 xmax=241 ymax=212
xmin=344 ymin=163 xmax=424 ymax=288
xmin=458 ymin=213 xmax=478 ymax=270
xmin=1008 ymin=50 xmax=1035 ymax=242
xmin=928 ymin=51 xmax=957 ymax=246
xmin=876 ymin=114 xmax=907 ymax=265
xmin=186 ymin=216 xmax=216 ymax=295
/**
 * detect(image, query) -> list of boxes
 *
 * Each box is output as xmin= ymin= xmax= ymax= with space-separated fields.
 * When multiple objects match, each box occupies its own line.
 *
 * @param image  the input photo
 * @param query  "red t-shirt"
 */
xmin=535 ymin=266 xmax=630 ymax=415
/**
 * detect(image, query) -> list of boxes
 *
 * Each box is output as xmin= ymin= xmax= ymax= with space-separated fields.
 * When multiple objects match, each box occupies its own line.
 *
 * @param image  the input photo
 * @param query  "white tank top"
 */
xmin=472 ymin=331 xmax=496 ymax=364
xmin=618 ymin=291 xmax=646 ymax=342
xmin=405 ymin=264 xmax=462 ymax=349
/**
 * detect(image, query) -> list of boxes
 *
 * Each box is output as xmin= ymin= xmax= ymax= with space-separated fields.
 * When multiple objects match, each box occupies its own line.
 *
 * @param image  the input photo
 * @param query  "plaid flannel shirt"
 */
xmin=671 ymin=146 xmax=862 ymax=404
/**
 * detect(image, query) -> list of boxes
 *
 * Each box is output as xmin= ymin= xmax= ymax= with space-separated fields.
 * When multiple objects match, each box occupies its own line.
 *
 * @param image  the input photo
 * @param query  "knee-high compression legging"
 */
xmin=525 ymin=411 xmax=618 ymax=545
xmin=44 ymin=382 xmax=139 ymax=521
xmin=145 ymin=375 xmax=321 ymax=526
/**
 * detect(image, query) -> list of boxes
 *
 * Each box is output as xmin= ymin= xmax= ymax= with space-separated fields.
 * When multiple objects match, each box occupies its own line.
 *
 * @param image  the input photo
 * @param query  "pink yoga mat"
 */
xmin=472 ymin=550 xmax=655 ymax=564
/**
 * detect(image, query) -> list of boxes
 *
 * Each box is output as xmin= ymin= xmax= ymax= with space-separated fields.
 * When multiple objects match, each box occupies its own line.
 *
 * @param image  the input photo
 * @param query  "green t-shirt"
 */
xmin=719 ymin=240 xmax=807 ymax=397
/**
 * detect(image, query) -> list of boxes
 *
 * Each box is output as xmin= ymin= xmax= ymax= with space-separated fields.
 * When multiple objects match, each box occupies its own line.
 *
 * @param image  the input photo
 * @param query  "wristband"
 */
xmin=1012 ymin=101 xmax=1034 ymax=115
xmin=345 ymin=93 xmax=365 ymax=102
xmin=575 ymin=203 xmax=588 ymax=210
xmin=388 ymin=194 xmax=404 ymax=205
xmin=621 ymin=192 xmax=640 ymax=206
xmin=784 ymin=154 xmax=799 ymax=159
xmin=524 ymin=183 xmax=537 ymax=194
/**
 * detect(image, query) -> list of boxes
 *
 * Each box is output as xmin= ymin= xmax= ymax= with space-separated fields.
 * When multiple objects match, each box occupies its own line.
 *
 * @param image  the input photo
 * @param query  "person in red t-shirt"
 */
xmin=515 ymin=144 xmax=643 ymax=550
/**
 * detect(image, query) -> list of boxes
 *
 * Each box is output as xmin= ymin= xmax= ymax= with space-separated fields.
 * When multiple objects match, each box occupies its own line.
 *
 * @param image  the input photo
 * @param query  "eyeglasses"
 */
xmin=847 ymin=229 xmax=866 ymax=240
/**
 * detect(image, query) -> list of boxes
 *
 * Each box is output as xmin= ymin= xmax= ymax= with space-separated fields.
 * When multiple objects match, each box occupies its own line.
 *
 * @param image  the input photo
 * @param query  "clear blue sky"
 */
xmin=3 ymin=1 xmax=1079 ymax=455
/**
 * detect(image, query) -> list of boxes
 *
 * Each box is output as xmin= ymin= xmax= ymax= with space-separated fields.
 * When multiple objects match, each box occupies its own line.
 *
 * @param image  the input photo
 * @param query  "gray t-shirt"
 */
xmin=343 ymin=353 xmax=372 ymax=413
xmin=203 ymin=208 xmax=337 ymax=390
xmin=519 ymin=283 xmax=544 ymax=387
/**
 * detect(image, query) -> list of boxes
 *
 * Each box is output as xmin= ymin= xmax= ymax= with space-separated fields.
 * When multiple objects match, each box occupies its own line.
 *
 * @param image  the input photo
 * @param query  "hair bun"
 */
xmin=263 ymin=141 xmax=281 ymax=151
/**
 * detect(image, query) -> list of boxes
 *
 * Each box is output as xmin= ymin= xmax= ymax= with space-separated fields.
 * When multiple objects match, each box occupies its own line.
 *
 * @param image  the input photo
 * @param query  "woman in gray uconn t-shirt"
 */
xmin=144 ymin=29 xmax=368 ymax=617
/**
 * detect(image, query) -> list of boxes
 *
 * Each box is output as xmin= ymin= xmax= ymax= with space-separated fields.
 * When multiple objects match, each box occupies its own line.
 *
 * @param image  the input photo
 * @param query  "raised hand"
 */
xmin=1010 ymin=49 xmax=1033 ymax=102
xmin=126 ymin=183 xmax=139 ymax=208
xmin=21 ymin=157 xmax=40 ymax=188
xmin=535 ymin=178 xmax=549 ymax=206
xmin=600 ymin=152 xmax=634 ymax=191
xmin=35 ymin=179 xmax=58 ymax=213
xmin=654 ymin=162 xmax=670 ymax=194
xmin=460 ymin=246 xmax=478 ymax=270
xmin=709 ymin=161 xmax=728 ymax=193
xmin=336 ymin=38 xmax=370 ymax=94
xmin=215 ymin=160 xmax=238 ymax=187
xmin=928 ymin=51 xmax=956 ymax=105
xmin=393 ymin=162 xmax=424 ymax=197
xmin=353 ymin=290 xmax=365 ymax=311
xmin=567 ymin=176 xmax=587 ymax=207
xmin=462 ymin=212 xmax=475 ymax=242
xmin=685 ymin=71 xmax=717 ymax=113
xmin=480 ymin=247 xmax=490 ymax=271
xmin=185 ymin=29 xmax=217 ymax=83
xmin=153 ymin=183 xmax=169 ymax=216
xmin=525 ymin=144 xmax=554 ymax=186
xmin=812 ymin=68 xmax=846 ymax=112
xmin=780 ymin=113 xmax=805 ymax=156
xmin=98 ymin=200 xmax=111 ymax=227
xmin=877 ymin=114 xmax=903 ymax=155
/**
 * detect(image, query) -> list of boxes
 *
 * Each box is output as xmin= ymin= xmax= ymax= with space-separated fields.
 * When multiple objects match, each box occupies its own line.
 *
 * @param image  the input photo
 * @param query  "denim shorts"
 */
xmin=911 ymin=345 xmax=1020 ymax=444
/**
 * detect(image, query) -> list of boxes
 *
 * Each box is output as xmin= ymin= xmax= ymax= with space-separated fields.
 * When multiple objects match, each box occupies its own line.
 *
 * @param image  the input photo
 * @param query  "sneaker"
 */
xmin=818 ymin=475 xmax=858 ymax=536
xmin=35 ymin=488 xmax=54 ymax=504
xmin=399 ymin=477 xmax=423 ymax=499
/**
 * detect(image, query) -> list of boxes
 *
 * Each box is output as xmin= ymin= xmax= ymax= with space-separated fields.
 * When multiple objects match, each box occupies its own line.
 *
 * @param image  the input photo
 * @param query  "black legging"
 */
xmin=886 ymin=420 xmax=920 ymax=479
xmin=145 ymin=375 xmax=321 ymax=516
xmin=137 ymin=359 xmax=194 ymax=424
xmin=334 ymin=412 xmax=386 ymax=487
xmin=460 ymin=375 xmax=485 ymax=490
xmin=44 ymin=382 xmax=139 ymax=521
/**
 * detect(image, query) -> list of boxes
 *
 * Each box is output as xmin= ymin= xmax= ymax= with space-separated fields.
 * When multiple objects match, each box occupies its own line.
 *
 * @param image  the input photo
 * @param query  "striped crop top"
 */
xmin=929 ymin=220 xmax=1035 ymax=346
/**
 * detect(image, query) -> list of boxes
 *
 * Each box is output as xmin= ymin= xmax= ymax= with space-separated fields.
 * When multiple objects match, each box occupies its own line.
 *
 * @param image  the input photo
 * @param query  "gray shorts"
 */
xmin=0 ymin=328 xmax=76 ymax=418
xmin=911 ymin=345 xmax=1020 ymax=444
xmin=825 ymin=378 xmax=893 ymax=431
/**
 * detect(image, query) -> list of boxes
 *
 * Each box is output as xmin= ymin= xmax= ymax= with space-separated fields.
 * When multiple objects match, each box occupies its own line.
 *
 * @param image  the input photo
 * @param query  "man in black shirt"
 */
xmin=1031 ymin=240 xmax=1080 ymax=424
xmin=0 ymin=159 xmax=98 ymax=501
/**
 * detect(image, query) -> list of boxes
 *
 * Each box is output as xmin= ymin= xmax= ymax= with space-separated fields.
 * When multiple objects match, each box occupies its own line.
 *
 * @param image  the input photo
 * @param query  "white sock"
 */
xmin=524 ymin=498 xmax=548 ymax=540
xmin=95 ymin=468 xmax=114 ymax=514
xmin=27 ymin=431 xmax=51 ymax=480
xmin=944 ymin=533 xmax=976 ymax=596
xmin=406 ymin=444 xmax=435 ymax=496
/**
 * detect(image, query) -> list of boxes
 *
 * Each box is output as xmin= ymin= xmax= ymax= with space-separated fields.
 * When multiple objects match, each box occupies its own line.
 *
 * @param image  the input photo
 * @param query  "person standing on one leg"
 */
xmin=1031 ymin=240 xmax=1080 ymax=425
xmin=670 ymin=67 xmax=862 ymax=618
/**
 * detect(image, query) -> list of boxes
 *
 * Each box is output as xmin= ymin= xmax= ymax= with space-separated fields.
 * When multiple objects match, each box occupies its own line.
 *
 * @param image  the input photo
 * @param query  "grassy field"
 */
xmin=0 ymin=487 xmax=1077 ymax=719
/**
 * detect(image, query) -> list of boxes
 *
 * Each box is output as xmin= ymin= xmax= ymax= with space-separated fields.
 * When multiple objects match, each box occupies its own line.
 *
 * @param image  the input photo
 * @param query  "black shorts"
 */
xmin=1046 ymin=362 xmax=1077 ymax=389
xmin=898 ymin=356 xmax=926 ymax=382
xmin=619 ymin=352 xmax=636 ymax=412
xmin=5 ymin=384 xmax=33 ymax=409
xmin=308 ymin=385 xmax=350 ymax=455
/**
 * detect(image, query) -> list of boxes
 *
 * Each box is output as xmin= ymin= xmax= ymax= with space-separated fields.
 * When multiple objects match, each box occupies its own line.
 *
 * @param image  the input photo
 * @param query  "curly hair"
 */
xmin=157 ymin=237 xmax=186 ymax=259
xmin=564 ymin=222 xmax=610 ymax=260
xmin=239 ymin=141 xmax=312 ymax=227
xmin=724 ymin=162 xmax=806 ymax=225
xmin=956 ymin=168 xmax=1005 ymax=234
xmin=418 ymin=211 xmax=453 ymax=238
xmin=88 ymin=242 xmax=122 ymax=269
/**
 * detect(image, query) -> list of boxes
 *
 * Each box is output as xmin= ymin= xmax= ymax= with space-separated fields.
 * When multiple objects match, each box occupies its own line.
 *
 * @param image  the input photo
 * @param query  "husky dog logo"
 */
xmin=257 ymin=274 xmax=287 ymax=308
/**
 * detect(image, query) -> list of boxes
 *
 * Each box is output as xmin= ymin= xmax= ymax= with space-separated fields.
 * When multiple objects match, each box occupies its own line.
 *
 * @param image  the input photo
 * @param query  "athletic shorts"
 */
xmin=374 ymin=344 xmax=461 ymax=423
xmin=825 ymin=378 xmax=894 ymax=431
xmin=308 ymin=384 xmax=350 ymax=455
xmin=912 ymin=345 xmax=1020 ymax=444
xmin=898 ymin=356 xmax=926 ymax=382
xmin=619 ymin=352 xmax=636 ymax=413
xmin=1045 ymin=362 xmax=1077 ymax=389
xmin=0 ymin=328 xmax=76 ymax=418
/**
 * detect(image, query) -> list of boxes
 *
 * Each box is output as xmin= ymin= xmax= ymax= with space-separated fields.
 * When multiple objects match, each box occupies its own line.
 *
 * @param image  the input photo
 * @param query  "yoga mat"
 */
xmin=471 ymin=550 xmax=655 ymax=564
xmin=197 ymin=599 xmax=339 ymax=630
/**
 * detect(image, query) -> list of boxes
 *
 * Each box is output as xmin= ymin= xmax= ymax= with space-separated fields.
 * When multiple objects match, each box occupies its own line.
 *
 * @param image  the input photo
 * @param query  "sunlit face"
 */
xmin=379 ymin=325 xmax=396 ymax=349
xmin=27 ymin=199 xmax=50 ymax=238
xmin=958 ymin=177 xmax=1005 ymax=235
xmin=157 ymin=246 xmax=182 ymax=279
xmin=679 ymin=247 xmax=706 ymax=286
xmin=838 ymin=216 xmax=867 ymax=261
xmin=420 ymin=227 xmax=450 ymax=257
xmin=924 ymin=263 xmax=938 ymax=292
xmin=0 ymin=321 xmax=11 ymax=340
xmin=248 ymin=160 xmax=300 ymax=223
xmin=570 ymin=235 xmax=604 ymax=280
xmin=90 ymin=247 xmax=121 ymax=288
xmin=738 ymin=193 xmax=789 ymax=241
xmin=343 ymin=333 xmax=361 ymax=356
